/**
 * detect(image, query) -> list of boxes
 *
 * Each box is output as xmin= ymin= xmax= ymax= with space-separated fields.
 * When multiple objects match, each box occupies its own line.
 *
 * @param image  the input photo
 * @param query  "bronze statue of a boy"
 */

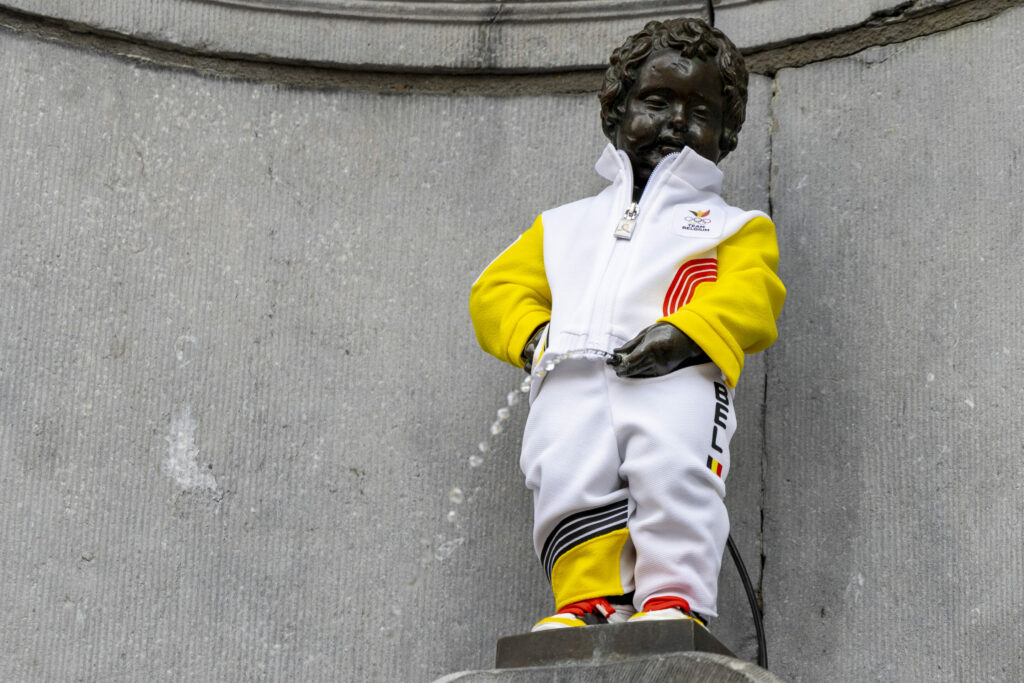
xmin=470 ymin=17 xmax=785 ymax=632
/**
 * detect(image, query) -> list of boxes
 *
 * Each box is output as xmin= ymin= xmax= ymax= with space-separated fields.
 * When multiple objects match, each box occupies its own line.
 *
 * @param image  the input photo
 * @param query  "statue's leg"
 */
xmin=520 ymin=357 xmax=636 ymax=611
xmin=614 ymin=362 xmax=735 ymax=620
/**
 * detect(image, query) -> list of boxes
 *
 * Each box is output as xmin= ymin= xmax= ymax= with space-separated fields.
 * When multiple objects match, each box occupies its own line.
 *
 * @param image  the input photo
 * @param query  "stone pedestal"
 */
xmin=495 ymin=620 xmax=733 ymax=668
xmin=434 ymin=622 xmax=785 ymax=682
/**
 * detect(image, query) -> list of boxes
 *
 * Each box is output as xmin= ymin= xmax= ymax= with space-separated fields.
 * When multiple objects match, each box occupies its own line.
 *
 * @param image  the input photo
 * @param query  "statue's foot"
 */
xmin=628 ymin=596 xmax=707 ymax=627
xmin=531 ymin=597 xmax=636 ymax=632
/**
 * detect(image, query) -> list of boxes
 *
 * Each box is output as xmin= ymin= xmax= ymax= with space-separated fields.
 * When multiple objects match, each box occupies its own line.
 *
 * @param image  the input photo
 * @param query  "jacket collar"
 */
xmin=594 ymin=143 xmax=723 ymax=195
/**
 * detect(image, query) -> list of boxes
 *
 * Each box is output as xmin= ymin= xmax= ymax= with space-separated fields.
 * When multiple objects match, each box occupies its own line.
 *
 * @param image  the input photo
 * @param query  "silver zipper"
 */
xmin=613 ymin=202 xmax=639 ymax=240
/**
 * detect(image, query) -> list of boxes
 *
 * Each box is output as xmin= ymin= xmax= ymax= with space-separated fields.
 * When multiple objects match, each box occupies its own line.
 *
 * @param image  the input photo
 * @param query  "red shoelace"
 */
xmin=642 ymin=595 xmax=693 ymax=614
xmin=557 ymin=597 xmax=615 ymax=618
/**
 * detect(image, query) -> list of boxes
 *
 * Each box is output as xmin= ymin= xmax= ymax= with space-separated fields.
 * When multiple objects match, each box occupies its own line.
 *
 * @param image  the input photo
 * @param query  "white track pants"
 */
xmin=520 ymin=358 xmax=735 ymax=617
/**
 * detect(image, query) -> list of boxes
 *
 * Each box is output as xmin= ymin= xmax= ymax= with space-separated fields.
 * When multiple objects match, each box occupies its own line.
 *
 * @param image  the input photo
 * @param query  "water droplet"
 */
xmin=469 ymin=454 xmax=483 ymax=467
xmin=449 ymin=487 xmax=465 ymax=504
xmin=520 ymin=377 xmax=532 ymax=393
xmin=447 ymin=510 xmax=457 ymax=522
xmin=490 ymin=421 xmax=503 ymax=435
xmin=434 ymin=536 xmax=465 ymax=561
xmin=496 ymin=407 xmax=510 ymax=421
xmin=477 ymin=441 xmax=490 ymax=453
xmin=544 ymin=360 xmax=556 ymax=372
xmin=507 ymin=391 xmax=520 ymax=407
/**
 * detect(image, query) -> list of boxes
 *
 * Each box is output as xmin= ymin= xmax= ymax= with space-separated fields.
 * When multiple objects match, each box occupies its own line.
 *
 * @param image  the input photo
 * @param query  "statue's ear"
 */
xmin=602 ymin=119 xmax=619 ymax=145
xmin=718 ymin=130 xmax=738 ymax=161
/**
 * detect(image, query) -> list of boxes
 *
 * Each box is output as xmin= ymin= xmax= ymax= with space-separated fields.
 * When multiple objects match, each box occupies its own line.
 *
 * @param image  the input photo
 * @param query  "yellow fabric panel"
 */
xmin=550 ymin=528 xmax=630 ymax=610
xmin=660 ymin=215 xmax=785 ymax=388
xmin=533 ymin=616 xmax=584 ymax=628
xmin=469 ymin=215 xmax=552 ymax=368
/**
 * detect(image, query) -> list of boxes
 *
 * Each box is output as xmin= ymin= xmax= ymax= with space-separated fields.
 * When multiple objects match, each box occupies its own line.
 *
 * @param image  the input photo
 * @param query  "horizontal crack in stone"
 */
xmin=745 ymin=0 xmax=1023 ymax=74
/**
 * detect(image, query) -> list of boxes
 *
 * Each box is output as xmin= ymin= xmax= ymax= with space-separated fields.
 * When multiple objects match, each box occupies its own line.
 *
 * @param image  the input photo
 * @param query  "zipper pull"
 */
xmin=613 ymin=202 xmax=639 ymax=240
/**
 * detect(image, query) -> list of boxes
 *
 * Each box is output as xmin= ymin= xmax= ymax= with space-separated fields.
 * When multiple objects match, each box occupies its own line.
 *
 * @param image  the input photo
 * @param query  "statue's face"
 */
xmin=614 ymin=50 xmax=725 ymax=190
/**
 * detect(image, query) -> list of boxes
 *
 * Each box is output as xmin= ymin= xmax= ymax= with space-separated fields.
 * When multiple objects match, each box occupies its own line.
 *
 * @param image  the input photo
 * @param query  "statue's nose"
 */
xmin=667 ymin=104 xmax=687 ymax=130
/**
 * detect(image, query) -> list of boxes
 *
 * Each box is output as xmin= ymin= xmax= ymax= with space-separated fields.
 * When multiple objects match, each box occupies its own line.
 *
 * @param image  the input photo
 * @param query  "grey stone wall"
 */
xmin=767 ymin=6 xmax=1024 ymax=680
xmin=0 ymin=23 xmax=768 ymax=679
xmin=1 ymin=1 xmax=1023 ymax=681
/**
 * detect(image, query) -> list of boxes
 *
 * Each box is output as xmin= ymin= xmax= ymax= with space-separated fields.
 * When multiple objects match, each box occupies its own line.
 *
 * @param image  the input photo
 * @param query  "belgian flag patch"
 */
xmin=706 ymin=455 xmax=723 ymax=478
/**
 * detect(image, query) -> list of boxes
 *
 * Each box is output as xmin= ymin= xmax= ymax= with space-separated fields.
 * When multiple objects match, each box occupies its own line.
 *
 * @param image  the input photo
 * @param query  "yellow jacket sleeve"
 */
xmin=469 ymin=215 xmax=552 ymax=368
xmin=660 ymin=215 xmax=785 ymax=387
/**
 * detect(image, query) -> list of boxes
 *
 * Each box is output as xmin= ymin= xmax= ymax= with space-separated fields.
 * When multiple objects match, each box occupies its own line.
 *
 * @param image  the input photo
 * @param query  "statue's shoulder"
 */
xmin=541 ymin=186 xmax=619 ymax=229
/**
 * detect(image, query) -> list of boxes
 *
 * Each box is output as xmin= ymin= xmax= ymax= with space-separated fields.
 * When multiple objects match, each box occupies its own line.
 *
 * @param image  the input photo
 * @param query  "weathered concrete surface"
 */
xmin=0 ymin=27 xmax=772 ymax=680
xmin=717 ymin=0 xmax=898 ymax=49
xmin=0 ymin=0 xmax=974 ymax=71
xmin=766 ymin=6 xmax=1024 ymax=681
xmin=713 ymin=75 xmax=772 ymax=664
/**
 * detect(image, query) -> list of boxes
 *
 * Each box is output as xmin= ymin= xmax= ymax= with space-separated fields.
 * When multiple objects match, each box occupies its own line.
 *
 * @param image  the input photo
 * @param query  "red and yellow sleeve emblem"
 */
xmin=663 ymin=258 xmax=717 ymax=316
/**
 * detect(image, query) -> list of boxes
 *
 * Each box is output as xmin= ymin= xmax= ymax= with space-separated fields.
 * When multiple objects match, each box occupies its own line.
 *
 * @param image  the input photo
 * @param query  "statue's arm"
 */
xmin=470 ymin=215 xmax=552 ymax=369
xmin=611 ymin=215 xmax=785 ymax=385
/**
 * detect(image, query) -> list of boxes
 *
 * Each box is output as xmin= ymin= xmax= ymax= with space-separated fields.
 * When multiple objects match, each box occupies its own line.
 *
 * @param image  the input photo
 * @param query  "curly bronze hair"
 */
xmin=599 ymin=18 xmax=749 ymax=159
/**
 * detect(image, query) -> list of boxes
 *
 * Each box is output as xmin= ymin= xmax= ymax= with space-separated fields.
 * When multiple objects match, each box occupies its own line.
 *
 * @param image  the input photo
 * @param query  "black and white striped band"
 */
xmin=539 ymin=499 xmax=630 ymax=579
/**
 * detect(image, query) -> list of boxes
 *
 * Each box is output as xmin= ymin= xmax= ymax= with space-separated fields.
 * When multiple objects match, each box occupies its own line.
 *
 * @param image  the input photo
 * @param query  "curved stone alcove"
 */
xmin=210 ymin=0 xmax=706 ymax=22
xmin=1 ymin=0 xmax=954 ymax=71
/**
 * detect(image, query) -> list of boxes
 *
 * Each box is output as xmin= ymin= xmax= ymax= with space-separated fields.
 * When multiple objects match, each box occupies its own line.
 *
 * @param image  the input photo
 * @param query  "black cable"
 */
xmin=726 ymin=533 xmax=767 ymax=668
xmin=706 ymin=0 xmax=716 ymax=26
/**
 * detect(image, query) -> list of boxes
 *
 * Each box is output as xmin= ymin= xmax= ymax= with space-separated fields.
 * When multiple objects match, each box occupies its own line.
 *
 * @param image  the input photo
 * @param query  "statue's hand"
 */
xmin=520 ymin=323 xmax=549 ymax=375
xmin=608 ymin=323 xmax=705 ymax=378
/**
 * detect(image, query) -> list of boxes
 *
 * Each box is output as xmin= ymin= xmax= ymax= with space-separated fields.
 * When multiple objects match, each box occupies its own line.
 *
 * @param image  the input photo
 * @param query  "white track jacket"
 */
xmin=470 ymin=144 xmax=785 ymax=388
